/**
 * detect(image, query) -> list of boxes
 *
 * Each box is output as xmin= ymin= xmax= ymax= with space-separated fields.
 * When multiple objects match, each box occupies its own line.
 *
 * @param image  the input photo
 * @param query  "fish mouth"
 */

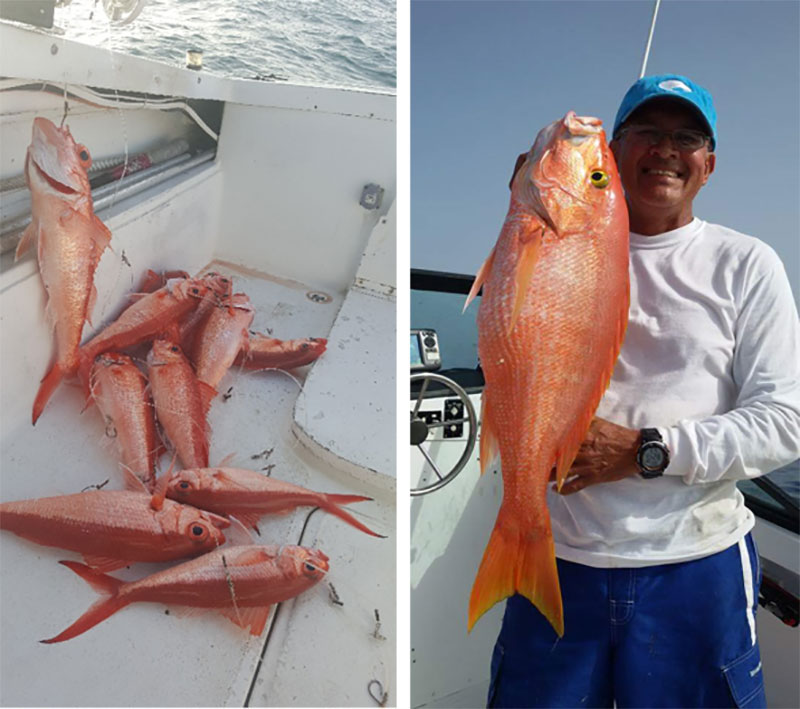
xmin=31 ymin=157 xmax=79 ymax=195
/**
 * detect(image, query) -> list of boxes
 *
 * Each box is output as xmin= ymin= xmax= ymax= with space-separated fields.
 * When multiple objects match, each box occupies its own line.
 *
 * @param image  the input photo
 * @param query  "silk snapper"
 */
xmin=191 ymin=293 xmax=255 ymax=411
xmin=42 ymin=544 xmax=329 ymax=643
xmin=77 ymin=277 xmax=209 ymax=392
xmin=0 ymin=490 xmax=229 ymax=571
xmin=165 ymin=466 xmax=382 ymax=537
xmin=16 ymin=118 xmax=112 ymax=424
xmin=235 ymin=335 xmax=327 ymax=370
xmin=90 ymin=353 xmax=159 ymax=490
xmin=464 ymin=112 xmax=629 ymax=636
xmin=147 ymin=339 xmax=212 ymax=469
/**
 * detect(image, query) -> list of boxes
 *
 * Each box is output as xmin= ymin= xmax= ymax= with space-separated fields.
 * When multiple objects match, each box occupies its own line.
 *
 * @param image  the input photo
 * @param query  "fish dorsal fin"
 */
xmin=478 ymin=388 xmax=499 ymax=475
xmin=509 ymin=226 xmax=544 ymax=333
xmin=219 ymin=604 xmax=272 ymax=636
xmin=463 ymin=244 xmax=497 ymax=313
xmin=213 ymin=468 xmax=254 ymax=491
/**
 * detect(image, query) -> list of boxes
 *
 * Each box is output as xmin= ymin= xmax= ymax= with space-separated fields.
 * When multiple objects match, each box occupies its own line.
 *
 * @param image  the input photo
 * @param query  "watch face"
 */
xmin=641 ymin=445 xmax=665 ymax=470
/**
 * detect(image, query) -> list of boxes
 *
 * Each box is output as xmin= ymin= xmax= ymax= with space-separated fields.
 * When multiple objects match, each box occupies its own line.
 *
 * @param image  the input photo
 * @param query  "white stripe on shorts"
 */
xmin=737 ymin=536 xmax=757 ymax=647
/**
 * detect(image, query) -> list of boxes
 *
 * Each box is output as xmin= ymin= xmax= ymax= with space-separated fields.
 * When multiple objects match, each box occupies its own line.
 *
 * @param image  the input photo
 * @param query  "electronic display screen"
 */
xmin=410 ymin=333 xmax=423 ymax=368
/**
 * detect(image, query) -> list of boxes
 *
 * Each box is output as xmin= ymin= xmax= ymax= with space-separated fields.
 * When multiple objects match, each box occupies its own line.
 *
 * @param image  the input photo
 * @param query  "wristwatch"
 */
xmin=636 ymin=428 xmax=670 ymax=478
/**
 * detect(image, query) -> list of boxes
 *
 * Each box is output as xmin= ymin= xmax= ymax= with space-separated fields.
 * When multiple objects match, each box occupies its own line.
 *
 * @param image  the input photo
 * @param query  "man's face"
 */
xmin=610 ymin=98 xmax=716 ymax=221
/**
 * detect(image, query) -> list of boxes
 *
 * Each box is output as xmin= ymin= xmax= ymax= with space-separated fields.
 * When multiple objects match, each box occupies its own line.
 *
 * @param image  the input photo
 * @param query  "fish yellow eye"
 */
xmin=590 ymin=170 xmax=610 ymax=188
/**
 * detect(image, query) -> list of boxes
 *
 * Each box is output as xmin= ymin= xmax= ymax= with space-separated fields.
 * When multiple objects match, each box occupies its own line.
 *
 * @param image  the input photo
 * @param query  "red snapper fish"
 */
xmin=16 ymin=118 xmax=112 ymax=424
xmin=42 ymin=544 xmax=329 ymax=643
xmin=147 ymin=338 xmax=211 ymax=469
xmin=0 ymin=490 xmax=229 ymax=571
xmin=165 ymin=466 xmax=383 ymax=537
xmin=465 ymin=112 xmax=629 ymax=636
xmin=90 ymin=352 xmax=159 ymax=489
xmin=234 ymin=335 xmax=328 ymax=370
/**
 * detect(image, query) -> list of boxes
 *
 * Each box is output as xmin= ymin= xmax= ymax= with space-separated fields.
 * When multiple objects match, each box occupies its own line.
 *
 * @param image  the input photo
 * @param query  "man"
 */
xmin=489 ymin=75 xmax=800 ymax=708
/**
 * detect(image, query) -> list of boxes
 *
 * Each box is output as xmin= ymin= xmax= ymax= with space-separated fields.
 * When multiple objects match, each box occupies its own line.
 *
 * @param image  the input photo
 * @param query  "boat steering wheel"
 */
xmin=410 ymin=372 xmax=478 ymax=496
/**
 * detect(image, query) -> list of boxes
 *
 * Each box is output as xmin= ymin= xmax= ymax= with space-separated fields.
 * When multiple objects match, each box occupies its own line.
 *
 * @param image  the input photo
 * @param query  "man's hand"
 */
xmin=552 ymin=417 xmax=640 ymax=495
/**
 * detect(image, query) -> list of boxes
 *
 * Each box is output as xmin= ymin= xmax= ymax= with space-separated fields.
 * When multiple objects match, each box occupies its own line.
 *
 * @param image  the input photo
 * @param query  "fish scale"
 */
xmin=465 ymin=112 xmax=629 ymax=637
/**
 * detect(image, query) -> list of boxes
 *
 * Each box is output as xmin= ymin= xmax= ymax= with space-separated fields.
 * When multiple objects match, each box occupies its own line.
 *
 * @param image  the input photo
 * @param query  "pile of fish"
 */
xmin=1 ymin=116 xmax=379 ymax=644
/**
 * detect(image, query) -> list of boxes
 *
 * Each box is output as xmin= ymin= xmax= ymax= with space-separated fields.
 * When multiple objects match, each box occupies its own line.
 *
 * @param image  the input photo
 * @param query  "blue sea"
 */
xmin=55 ymin=0 xmax=395 ymax=91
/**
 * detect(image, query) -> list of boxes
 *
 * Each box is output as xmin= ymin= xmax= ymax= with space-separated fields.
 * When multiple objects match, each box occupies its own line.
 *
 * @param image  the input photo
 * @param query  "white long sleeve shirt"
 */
xmin=549 ymin=218 xmax=800 ymax=567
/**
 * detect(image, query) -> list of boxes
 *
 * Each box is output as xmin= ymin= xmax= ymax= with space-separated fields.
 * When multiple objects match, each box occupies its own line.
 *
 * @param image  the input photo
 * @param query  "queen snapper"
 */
xmin=41 ymin=544 xmax=329 ymax=643
xmin=464 ymin=112 xmax=629 ymax=636
xmin=16 ymin=118 xmax=112 ymax=424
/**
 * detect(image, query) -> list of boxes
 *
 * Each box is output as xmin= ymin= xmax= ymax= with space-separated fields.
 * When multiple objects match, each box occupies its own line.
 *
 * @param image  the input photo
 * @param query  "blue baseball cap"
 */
xmin=613 ymin=74 xmax=717 ymax=150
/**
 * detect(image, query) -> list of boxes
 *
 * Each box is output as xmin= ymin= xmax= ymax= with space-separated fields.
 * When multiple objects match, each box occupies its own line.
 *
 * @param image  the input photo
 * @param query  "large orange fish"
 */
xmin=234 ymin=335 xmax=328 ymax=370
xmin=0 ymin=490 xmax=229 ymax=571
xmin=147 ymin=338 xmax=211 ymax=469
xmin=16 ymin=118 xmax=112 ymax=424
xmin=465 ymin=112 xmax=629 ymax=636
xmin=90 ymin=352 xmax=159 ymax=489
xmin=42 ymin=544 xmax=329 ymax=643
xmin=165 ymin=466 xmax=382 ymax=537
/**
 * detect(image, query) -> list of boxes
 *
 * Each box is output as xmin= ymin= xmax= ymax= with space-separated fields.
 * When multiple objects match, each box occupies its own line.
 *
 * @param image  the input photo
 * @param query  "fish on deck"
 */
xmin=41 ymin=544 xmax=330 ymax=643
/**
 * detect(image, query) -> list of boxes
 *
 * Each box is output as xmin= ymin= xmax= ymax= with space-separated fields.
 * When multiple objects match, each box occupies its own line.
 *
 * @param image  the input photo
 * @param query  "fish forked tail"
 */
xmin=40 ymin=561 xmax=128 ymax=644
xmin=32 ymin=362 xmax=66 ymax=425
xmin=321 ymin=494 xmax=385 ymax=538
xmin=468 ymin=507 xmax=563 ymax=637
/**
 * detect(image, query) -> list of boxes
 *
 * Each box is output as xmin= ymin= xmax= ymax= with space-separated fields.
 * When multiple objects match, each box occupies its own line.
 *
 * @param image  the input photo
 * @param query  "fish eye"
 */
xmin=179 ymin=481 xmax=190 ymax=489
xmin=189 ymin=523 xmax=209 ymax=540
xmin=171 ymin=345 xmax=180 ymax=353
xmin=191 ymin=287 xmax=199 ymax=295
xmin=304 ymin=562 xmax=317 ymax=574
xmin=590 ymin=170 xmax=610 ymax=188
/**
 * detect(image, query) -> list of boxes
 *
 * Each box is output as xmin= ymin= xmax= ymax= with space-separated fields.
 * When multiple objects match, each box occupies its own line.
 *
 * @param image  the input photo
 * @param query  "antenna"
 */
xmin=639 ymin=0 xmax=662 ymax=79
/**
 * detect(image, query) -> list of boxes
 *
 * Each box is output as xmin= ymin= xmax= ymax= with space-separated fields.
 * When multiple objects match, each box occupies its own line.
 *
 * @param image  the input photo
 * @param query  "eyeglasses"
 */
xmin=617 ymin=125 xmax=710 ymax=152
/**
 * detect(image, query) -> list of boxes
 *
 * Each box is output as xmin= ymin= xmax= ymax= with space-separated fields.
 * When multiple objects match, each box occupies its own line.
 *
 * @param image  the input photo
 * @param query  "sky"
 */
xmin=410 ymin=0 xmax=800 ymax=304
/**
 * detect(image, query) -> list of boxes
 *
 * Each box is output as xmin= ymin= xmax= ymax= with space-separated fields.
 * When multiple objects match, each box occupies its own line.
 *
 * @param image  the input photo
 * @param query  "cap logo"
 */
xmin=658 ymin=79 xmax=692 ymax=93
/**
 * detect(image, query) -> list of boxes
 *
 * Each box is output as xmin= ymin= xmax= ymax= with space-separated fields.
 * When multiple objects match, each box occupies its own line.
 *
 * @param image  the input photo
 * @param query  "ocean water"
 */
xmin=54 ymin=0 xmax=395 ymax=91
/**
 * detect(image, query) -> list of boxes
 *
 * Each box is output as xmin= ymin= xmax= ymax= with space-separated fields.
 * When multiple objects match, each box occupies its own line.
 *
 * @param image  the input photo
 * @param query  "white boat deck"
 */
xmin=0 ymin=21 xmax=396 ymax=706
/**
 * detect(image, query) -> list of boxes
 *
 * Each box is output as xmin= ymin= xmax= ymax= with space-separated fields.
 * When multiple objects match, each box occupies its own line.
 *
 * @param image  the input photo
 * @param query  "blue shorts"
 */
xmin=488 ymin=534 xmax=766 ymax=708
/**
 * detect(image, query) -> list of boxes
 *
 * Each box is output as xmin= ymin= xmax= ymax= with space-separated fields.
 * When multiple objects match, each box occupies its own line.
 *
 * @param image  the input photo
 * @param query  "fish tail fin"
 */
xmin=40 ymin=561 xmax=127 ymax=644
xmin=468 ymin=507 xmax=563 ymax=637
xmin=320 ymin=495 xmax=385 ymax=538
xmin=463 ymin=245 xmax=496 ymax=313
xmin=32 ymin=362 xmax=65 ymax=425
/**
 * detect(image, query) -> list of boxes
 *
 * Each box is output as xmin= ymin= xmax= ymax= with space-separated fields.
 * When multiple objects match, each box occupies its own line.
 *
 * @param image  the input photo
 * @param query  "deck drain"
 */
xmin=306 ymin=290 xmax=332 ymax=304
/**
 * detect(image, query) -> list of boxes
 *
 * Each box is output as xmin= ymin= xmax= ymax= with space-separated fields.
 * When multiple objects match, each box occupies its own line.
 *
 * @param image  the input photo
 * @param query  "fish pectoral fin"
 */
xmin=81 ymin=554 xmax=130 ymax=572
xmin=463 ymin=244 xmax=496 ymax=313
xmin=226 ymin=514 xmax=259 ymax=545
xmin=14 ymin=221 xmax=38 ymax=261
xmin=509 ymin=226 xmax=544 ymax=332
xmin=219 ymin=604 xmax=273 ymax=636
xmin=90 ymin=215 xmax=112 ymax=253
xmin=478 ymin=389 xmax=499 ymax=475
xmin=224 ymin=509 xmax=265 ymax=534
xmin=468 ymin=511 xmax=563 ymax=637
xmin=198 ymin=381 xmax=217 ymax=418
xmin=86 ymin=283 xmax=98 ymax=327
